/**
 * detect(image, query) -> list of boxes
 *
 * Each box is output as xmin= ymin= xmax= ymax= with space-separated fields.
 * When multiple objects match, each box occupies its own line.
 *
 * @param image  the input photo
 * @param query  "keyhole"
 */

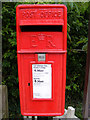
xmin=28 ymin=83 xmax=30 ymax=86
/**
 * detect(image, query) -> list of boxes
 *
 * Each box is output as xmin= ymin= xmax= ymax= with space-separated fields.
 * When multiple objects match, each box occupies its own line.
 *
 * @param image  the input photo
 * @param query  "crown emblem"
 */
xmin=38 ymin=34 xmax=45 ymax=41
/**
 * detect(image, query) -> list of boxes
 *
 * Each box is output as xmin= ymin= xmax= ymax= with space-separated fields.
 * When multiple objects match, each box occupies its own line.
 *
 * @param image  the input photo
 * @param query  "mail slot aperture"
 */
xmin=20 ymin=25 xmax=62 ymax=32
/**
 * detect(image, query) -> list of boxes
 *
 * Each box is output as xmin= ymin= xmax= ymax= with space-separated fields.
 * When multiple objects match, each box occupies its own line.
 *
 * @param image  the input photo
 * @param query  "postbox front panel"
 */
xmin=16 ymin=5 xmax=67 ymax=116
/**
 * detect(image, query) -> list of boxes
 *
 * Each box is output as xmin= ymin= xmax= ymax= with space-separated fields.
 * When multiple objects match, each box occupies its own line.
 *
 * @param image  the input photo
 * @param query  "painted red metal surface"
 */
xmin=16 ymin=4 xmax=67 ymax=116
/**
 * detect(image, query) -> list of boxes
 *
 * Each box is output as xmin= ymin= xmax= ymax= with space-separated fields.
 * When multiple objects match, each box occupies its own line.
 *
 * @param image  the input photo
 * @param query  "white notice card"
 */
xmin=32 ymin=64 xmax=52 ymax=99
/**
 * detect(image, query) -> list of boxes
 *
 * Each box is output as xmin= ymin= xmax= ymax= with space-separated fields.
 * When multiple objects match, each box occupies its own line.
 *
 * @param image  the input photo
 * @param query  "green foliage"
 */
xmin=2 ymin=2 xmax=89 ymax=118
xmin=65 ymin=2 xmax=89 ymax=118
xmin=2 ymin=2 xmax=21 ymax=118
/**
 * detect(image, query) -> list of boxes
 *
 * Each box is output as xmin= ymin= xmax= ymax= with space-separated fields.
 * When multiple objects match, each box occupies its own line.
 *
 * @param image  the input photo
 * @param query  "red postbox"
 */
xmin=16 ymin=4 xmax=67 ymax=116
